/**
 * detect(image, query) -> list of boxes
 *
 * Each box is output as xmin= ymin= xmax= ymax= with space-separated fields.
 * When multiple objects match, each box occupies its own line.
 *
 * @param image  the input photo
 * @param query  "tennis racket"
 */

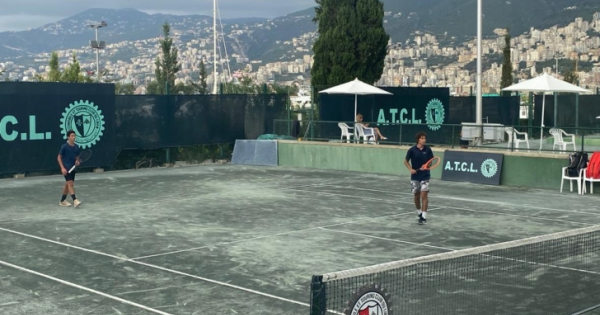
xmin=68 ymin=149 xmax=93 ymax=173
xmin=421 ymin=156 xmax=441 ymax=171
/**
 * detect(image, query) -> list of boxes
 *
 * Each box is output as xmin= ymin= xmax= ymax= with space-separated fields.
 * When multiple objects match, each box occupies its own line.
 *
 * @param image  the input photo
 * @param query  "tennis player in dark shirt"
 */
xmin=404 ymin=132 xmax=434 ymax=224
xmin=57 ymin=130 xmax=81 ymax=208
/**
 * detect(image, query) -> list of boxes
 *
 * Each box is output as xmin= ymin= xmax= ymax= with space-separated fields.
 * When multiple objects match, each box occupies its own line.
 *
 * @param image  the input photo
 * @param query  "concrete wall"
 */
xmin=278 ymin=140 xmax=596 ymax=191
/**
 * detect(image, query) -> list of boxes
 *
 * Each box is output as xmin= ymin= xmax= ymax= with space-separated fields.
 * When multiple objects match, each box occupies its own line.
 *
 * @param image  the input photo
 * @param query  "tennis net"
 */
xmin=309 ymin=225 xmax=600 ymax=315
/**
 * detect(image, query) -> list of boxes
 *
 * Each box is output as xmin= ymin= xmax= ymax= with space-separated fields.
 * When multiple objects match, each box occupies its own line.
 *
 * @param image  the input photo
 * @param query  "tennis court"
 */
xmin=1 ymin=164 xmax=599 ymax=315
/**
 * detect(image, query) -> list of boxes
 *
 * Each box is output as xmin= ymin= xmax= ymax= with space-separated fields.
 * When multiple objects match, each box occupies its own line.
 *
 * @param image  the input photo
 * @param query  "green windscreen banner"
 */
xmin=319 ymin=87 xmax=451 ymax=144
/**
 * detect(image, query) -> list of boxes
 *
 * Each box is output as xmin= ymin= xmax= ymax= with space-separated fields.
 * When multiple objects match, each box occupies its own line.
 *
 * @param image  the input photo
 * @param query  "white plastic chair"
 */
xmin=560 ymin=166 xmax=584 ymax=194
xmin=549 ymin=128 xmax=576 ymax=152
xmin=504 ymin=127 xmax=529 ymax=150
xmin=337 ymin=122 xmax=354 ymax=143
xmin=354 ymin=123 xmax=376 ymax=144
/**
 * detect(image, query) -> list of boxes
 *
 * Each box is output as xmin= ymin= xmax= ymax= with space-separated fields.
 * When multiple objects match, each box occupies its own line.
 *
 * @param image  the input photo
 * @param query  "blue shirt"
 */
xmin=405 ymin=145 xmax=434 ymax=181
xmin=59 ymin=142 xmax=80 ymax=170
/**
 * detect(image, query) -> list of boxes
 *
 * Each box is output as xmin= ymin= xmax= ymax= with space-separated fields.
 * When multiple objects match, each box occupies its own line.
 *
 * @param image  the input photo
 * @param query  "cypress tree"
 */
xmin=311 ymin=0 xmax=390 ymax=87
xmin=500 ymin=33 xmax=513 ymax=96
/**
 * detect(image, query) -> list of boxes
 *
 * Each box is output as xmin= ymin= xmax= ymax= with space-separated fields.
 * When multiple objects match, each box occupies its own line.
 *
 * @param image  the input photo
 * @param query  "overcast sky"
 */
xmin=0 ymin=0 xmax=316 ymax=32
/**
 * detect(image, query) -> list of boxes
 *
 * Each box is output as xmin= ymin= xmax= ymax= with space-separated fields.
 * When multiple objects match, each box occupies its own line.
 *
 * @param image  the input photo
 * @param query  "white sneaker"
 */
xmin=73 ymin=200 xmax=82 ymax=208
xmin=59 ymin=200 xmax=72 ymax=207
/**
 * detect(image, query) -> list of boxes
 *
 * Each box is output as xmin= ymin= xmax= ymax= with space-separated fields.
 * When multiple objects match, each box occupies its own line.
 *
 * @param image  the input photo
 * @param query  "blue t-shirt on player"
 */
xmin=59 ymin=142 xmax=80 ymax=171
xmin=405 ymin=145 xmax=434 ymax=181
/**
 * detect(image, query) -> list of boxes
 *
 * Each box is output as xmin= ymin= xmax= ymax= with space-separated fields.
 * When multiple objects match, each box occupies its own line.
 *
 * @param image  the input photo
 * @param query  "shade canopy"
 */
xmin=319 ymin=78 xmax=393 ymax=120
xmin=502 ymin=73 xmax=589 ymax=151
xmin=502 ymin=73 xmax=589 ymax=93
xmin=319 ymin=78 xmax=394 ymax=95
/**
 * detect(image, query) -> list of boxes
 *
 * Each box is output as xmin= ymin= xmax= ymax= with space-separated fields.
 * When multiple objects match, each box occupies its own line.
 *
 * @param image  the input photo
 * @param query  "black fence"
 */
xmin=449 ymin=96 xmax=520 ymax=125
xmin=533 ymin=94 xmax=600 ymax=130
xmin=115 ymin=94 xmax=286 ymax=150
xmin=0 ymin=82 xmax=287 ymax=174
xmin=317 ymin=87 xmax=519 ymax=145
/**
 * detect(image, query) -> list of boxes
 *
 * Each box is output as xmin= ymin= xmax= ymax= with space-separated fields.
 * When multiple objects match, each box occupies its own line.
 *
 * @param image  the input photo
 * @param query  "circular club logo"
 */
xmin=481 ymin=159 xmax=499 ymax=178
xmin=425 ymin=98 xmax=445 ymax=131
xmin=60 ymin=100 xmax=105 ymax=149
xmin=345 ymin=284 xmax=392 ymax=315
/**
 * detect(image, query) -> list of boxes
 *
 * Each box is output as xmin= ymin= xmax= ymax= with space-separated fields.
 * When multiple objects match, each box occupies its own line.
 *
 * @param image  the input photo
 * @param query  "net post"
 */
xmin=310 ymin=275 xmax=326 ymax=315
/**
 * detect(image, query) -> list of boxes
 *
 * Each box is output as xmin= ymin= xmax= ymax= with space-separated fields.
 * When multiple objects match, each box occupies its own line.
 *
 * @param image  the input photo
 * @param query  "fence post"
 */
xmin=581 ymin=133 xmax=585 ymax=152
xmin=165 ymin=81 xmax=171 ymax=165
xmin=287 ymin=92 xmax=291 ymax=137
xmin=510 ymin=128 xmax=515 ymax=152
xmin=451 ymin=125 xmax=455 ymax=148
xmin=398 ymin=123 xmax=403 ymax=146
xmin=575 ymin=93 xmax=579 ymax=135
xmin=553 ymin=92 xmax=558 ymax=128
xmin=310 ymin=86 xmax=316 ymax=140
xmin=528 ymin=92 xmax=533 ymax=138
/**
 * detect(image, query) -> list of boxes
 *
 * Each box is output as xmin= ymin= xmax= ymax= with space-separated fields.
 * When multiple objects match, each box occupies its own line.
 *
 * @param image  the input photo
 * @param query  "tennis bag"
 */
xmin=567 ymin=152 xmax=588 ymax=177
xmin=586 ymin=152 xmax=600 ymax=179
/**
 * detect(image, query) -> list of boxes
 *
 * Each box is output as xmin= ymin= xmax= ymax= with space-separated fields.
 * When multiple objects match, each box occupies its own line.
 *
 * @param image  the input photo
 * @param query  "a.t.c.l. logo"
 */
xmin=425 ymin=98 xmax=445 ymax=131
xmin=444 ymin=161 xmax=478 ymax=173
xmin=0 ymin=115 xmax=52 ymax=141
xmin=376 ymin=98 xmax=445 ymax=131
xmin=481 ymin=158 xmax=499 ymax=178
xmin=60 ymin=100 xmax=105 ymax=149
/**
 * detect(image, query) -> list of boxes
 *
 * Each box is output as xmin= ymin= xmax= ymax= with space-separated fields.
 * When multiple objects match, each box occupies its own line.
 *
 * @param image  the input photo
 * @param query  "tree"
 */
xmin=61 ymin=53 xmax=90 ymax=83
xmin=34 ymin=52 xmax=90 ymax=83
xmin=221 ymin=75 xmax=262 ymax=94
xmin=149 ymin=22 xmax=181 ymax=95
xmin=500 ymin=32 xmax=513 ymax=96
xmin=563 ymin=60 xmax=578 ymax=84
xmin=311 ymin=0 xmax=389 ymax=87
xmin=196 ymin=60 xmax=209 ymax=94
xmin=47 ymin=52 xmax=61 ymax=82
xmin=115 ymin=82 xmax=136 ymax=95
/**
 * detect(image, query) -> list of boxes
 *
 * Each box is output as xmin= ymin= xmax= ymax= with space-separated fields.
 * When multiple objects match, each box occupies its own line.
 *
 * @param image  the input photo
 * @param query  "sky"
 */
xmin=0 ymin=0 xmax=316 ymax=32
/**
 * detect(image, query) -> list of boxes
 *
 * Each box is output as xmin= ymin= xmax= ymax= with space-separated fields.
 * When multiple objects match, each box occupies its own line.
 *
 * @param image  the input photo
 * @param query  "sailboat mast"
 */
xmin=212 ymin=0 xmax=218 ymax=94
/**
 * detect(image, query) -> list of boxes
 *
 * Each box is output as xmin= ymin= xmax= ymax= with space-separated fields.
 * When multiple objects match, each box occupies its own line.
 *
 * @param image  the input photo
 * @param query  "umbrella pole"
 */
xmin=539 ymin=93 xmax=545 ymax=151
xmin=354 ymin=94 xmax=358 ymax=141
xmin=354 ymin=94 xmax=358 ymax=120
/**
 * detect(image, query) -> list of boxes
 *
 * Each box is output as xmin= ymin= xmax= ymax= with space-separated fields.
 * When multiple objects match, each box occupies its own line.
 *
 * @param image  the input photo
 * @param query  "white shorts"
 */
xmin=411 ymin=180 xmax=430 ymax=194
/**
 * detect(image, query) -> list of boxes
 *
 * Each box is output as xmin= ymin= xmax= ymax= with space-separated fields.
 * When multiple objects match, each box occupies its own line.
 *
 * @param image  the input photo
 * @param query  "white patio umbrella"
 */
xmin=502 ymin=73 xmax=589 ymax=150
xmin=319 ymin=78 xmax=393 ymax=120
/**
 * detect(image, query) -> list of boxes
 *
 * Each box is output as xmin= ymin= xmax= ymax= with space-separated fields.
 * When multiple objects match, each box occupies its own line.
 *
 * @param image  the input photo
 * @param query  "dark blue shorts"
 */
xmin=64 ymin=171 xmax=76 ymax=182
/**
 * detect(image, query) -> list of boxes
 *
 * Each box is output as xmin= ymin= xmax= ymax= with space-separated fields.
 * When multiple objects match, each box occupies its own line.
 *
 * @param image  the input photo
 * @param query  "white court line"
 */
xmin=284 ymin=188 xmax=595 ymax=225
xmin=320 ymin=228 xmax=455 ymax=252
xmin=0 ymin=226 xmax=308 ymax=309
xmin=449 ymin=206 xmax=591 ymax=226
xmin=0 ymin=259 xmax=174 ymax=315
xmin=131 ymin=211 xmax=417 ymax=261
xmin=303 ymin=184 xmax=600 ymax=216
xmin=571 ymin=303 xmax=600 ymax=315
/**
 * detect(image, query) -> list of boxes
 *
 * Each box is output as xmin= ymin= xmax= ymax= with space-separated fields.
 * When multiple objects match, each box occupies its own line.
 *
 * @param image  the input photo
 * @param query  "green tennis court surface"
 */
xmin=1 ymin=165 xmax=599 ymax=314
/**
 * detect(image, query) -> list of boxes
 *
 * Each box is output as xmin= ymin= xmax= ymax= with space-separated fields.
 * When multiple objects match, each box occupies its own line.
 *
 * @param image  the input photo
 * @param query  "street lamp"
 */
xmin=89 ymin=21 xmax=108 ymax=83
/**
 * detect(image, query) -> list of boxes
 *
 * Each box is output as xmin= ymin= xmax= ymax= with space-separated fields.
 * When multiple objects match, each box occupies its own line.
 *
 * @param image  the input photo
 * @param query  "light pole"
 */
xmin=89 ymin=21 xmax=107 ymax=83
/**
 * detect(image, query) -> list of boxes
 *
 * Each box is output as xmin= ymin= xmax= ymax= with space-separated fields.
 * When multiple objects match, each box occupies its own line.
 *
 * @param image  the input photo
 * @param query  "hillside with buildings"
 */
xmin=0 ymin=6 xmax=599 ymax=94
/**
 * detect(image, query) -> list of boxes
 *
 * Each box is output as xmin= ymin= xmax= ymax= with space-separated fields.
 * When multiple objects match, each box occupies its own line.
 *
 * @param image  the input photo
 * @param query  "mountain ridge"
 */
xmin=1 ymin=1 xmax=600 ymax=63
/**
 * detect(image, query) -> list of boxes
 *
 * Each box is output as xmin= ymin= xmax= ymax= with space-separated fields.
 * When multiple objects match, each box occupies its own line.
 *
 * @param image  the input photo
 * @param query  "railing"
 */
xmin=273 ymin=119 xmax=600 ymax=154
